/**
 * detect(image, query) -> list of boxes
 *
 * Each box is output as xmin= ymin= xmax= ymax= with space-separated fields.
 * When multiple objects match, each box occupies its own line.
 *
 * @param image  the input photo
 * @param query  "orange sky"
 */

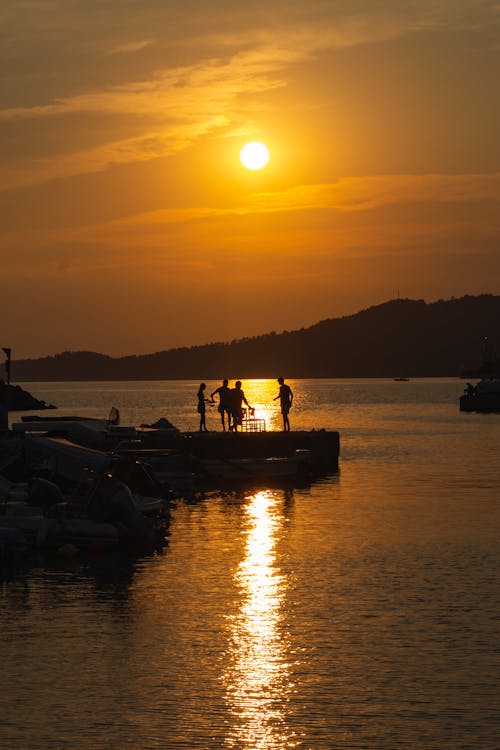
xmin=2 ymin=1 xmax=500 ymax=358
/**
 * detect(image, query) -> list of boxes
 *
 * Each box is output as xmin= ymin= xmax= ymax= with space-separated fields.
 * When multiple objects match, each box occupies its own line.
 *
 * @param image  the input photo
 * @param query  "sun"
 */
xmin=240 ymin=141 xmax=270 ymax=171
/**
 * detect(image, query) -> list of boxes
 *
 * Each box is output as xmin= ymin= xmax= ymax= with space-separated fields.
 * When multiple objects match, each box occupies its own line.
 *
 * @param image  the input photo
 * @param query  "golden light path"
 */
xmin=242 ymin=379 xmax=280 ymax=433
xmin=223 ymin=490 xmax=295 ymax=749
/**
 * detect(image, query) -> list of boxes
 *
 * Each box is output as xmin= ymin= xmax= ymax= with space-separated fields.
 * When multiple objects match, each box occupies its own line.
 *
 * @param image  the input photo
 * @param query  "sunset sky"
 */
xmin=2 ymin=0 xmax=500 ymax=358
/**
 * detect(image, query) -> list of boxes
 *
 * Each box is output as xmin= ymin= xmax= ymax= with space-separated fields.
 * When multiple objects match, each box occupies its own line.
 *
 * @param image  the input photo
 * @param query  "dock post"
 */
xmin=0 ymin=395 xmax=8 ymax=432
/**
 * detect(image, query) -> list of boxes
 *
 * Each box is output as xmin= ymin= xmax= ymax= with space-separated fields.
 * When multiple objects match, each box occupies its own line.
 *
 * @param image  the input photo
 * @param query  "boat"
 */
xmin=9 ymin=411 xmax=340 ymax=491
xmin=136 ymin=428 xmax=340 ymax=473
xmin=196 ymin=449 xmax=313 ymax=487
xmin=460 ymin=337 xmax=500 ymax=380
xmin=12 ymin=412 xmax=138 ymax=449
xmin=0 ymin=515 xmax=120 ymax=553
xmin=18 ymin=435 xmax=173 ymax=516
xmin=459 ymin=379 xmax=500 ymax=412
xmin=0 ymin=430 xmax=172 ymax=557
xmin=0 ymin=473 xmax=169 ymax=555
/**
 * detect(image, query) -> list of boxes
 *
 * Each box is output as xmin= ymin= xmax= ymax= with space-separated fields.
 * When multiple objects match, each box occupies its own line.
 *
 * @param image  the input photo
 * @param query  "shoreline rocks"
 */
xmin=0 ymin=381 xmax=57 ymax=412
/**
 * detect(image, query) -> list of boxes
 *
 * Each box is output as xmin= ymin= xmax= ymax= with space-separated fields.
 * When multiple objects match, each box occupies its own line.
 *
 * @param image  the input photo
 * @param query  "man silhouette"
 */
xmin=274 ymin=377 xmax=293 ymax=431
xmin=229 ymin=381 xmax=253 ymax=432
xmin=210 ymin=379 xmax=231 ymax=431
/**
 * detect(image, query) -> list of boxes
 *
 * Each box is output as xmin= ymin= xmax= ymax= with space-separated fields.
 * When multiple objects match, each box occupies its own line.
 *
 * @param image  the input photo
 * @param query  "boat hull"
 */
xmin=139 ymin=429 xmax=340 ymax=472
xmin=460 ymin=394 xmax=500 ymax=412
xmin=0 ymin=516 xmax=119 ymax=551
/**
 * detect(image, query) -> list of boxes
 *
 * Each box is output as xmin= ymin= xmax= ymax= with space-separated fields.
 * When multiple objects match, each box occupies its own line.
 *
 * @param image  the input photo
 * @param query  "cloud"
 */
xmin=0 ymin=42 xmax=306 ymax=124
xmin=3 ymin=171 xmax=498 ymax=279
xmin=92 ymin=172 xmax=500 ymax=228
xmin=0 ymin=116 xmax=230 ymax=189
xmin=1 ymin=1 xmax=498 ymax=189
xmin=247 ymin=173 xmax=500 ymax=212
xmin=0 ymin=47 xmax=292 ymax=188
xmin=108 ymin=39 xmax=157 ymax=55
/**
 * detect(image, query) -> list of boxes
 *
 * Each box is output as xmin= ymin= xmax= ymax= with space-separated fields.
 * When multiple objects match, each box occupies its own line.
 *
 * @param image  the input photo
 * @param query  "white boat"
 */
xmin=21 ymin=436 xmax=171 ymax=518
xmin=12 ymin=413 xmax=137 ymax=448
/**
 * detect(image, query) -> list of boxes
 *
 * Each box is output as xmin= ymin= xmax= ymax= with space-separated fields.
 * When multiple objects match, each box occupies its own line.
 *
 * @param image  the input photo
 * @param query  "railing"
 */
xmin=241 ymin=409 xmax=266 ymax=432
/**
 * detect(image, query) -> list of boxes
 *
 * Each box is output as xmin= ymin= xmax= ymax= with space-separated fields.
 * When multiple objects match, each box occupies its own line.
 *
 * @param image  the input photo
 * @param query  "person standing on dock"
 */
xmin=229 ymin=381 xmax=253 ymax=431
xmin=210 ymin=379 xmax=231 ymax=431
xmin=197 ymin=383 xmax=210 ymax=432
xmin=274 ymin=377 xmax=293 ymax=431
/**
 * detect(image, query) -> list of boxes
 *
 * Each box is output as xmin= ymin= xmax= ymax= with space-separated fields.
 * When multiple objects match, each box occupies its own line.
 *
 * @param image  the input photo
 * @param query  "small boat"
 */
xmin=198 ymin=449 xmax=313 ymax=486
xmin=13 ymin=412 xmax=137 ymax=449
xmin=460 ymin=379 xmax=500 ymax=412
xmin=0 ymin=515 xmax=120 ymax=552
xmin=20 ymin=436 xmax=172 ymax=518
xmin=9 ymin=410 xmax=340 ymax=494
xmin=0 ymin=472 xmax=170 ymax=555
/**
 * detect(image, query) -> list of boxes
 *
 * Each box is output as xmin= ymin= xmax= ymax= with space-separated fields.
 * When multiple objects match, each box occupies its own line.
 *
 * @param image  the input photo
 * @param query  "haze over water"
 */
xmin=1 ymin=379 xmax=498 ymax=749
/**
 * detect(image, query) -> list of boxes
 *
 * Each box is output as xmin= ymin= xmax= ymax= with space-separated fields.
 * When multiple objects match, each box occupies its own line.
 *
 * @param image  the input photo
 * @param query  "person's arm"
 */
xmin=242 ymin=393 xmax=254 ymax=412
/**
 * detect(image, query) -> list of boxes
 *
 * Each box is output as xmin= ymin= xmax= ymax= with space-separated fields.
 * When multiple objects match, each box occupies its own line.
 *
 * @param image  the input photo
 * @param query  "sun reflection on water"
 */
xmin=223 ymin=490 xmax=295 ymax=749
xmin=241 ymin=379 xmax=283 ymax=432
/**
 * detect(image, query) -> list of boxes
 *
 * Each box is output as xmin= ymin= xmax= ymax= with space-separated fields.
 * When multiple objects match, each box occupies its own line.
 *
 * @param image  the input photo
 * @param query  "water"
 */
xmin=1 ymin=379 xmax=499 ymax=749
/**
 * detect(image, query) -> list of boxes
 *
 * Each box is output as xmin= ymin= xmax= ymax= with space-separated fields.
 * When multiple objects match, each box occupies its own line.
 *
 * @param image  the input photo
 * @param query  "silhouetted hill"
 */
xmin=10 ymin=295 xmax=500 ymax=380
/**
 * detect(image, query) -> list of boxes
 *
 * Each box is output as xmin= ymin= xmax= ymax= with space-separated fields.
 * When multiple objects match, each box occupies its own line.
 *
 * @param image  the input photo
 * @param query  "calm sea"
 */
xmin=1 ymin=379 xmax=498 ymax=749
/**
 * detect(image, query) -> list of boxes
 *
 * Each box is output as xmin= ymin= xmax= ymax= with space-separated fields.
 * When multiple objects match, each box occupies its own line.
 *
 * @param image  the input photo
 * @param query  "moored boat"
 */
xmin=0 ymin=515 xmax=120 ymax=552
xmin=0 ymin=475 xmax=169 ymax=556
xmin=460 ymin=379 xmax=500 ymax=412
xmin=196 ymin=449 xmax=313 ymax=487
xmin=8 ymin=411 xmax=340 ymax=493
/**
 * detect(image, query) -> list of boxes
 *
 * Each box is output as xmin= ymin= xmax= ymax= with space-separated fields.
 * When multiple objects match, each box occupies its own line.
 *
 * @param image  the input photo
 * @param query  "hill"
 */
xmin=9 ymin=295 xmax=500 ymax=381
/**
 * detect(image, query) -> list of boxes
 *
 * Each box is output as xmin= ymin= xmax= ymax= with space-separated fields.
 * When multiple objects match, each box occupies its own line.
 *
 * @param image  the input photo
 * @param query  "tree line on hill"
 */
xmin=8 ymin=295 xmax=500 ymax=381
